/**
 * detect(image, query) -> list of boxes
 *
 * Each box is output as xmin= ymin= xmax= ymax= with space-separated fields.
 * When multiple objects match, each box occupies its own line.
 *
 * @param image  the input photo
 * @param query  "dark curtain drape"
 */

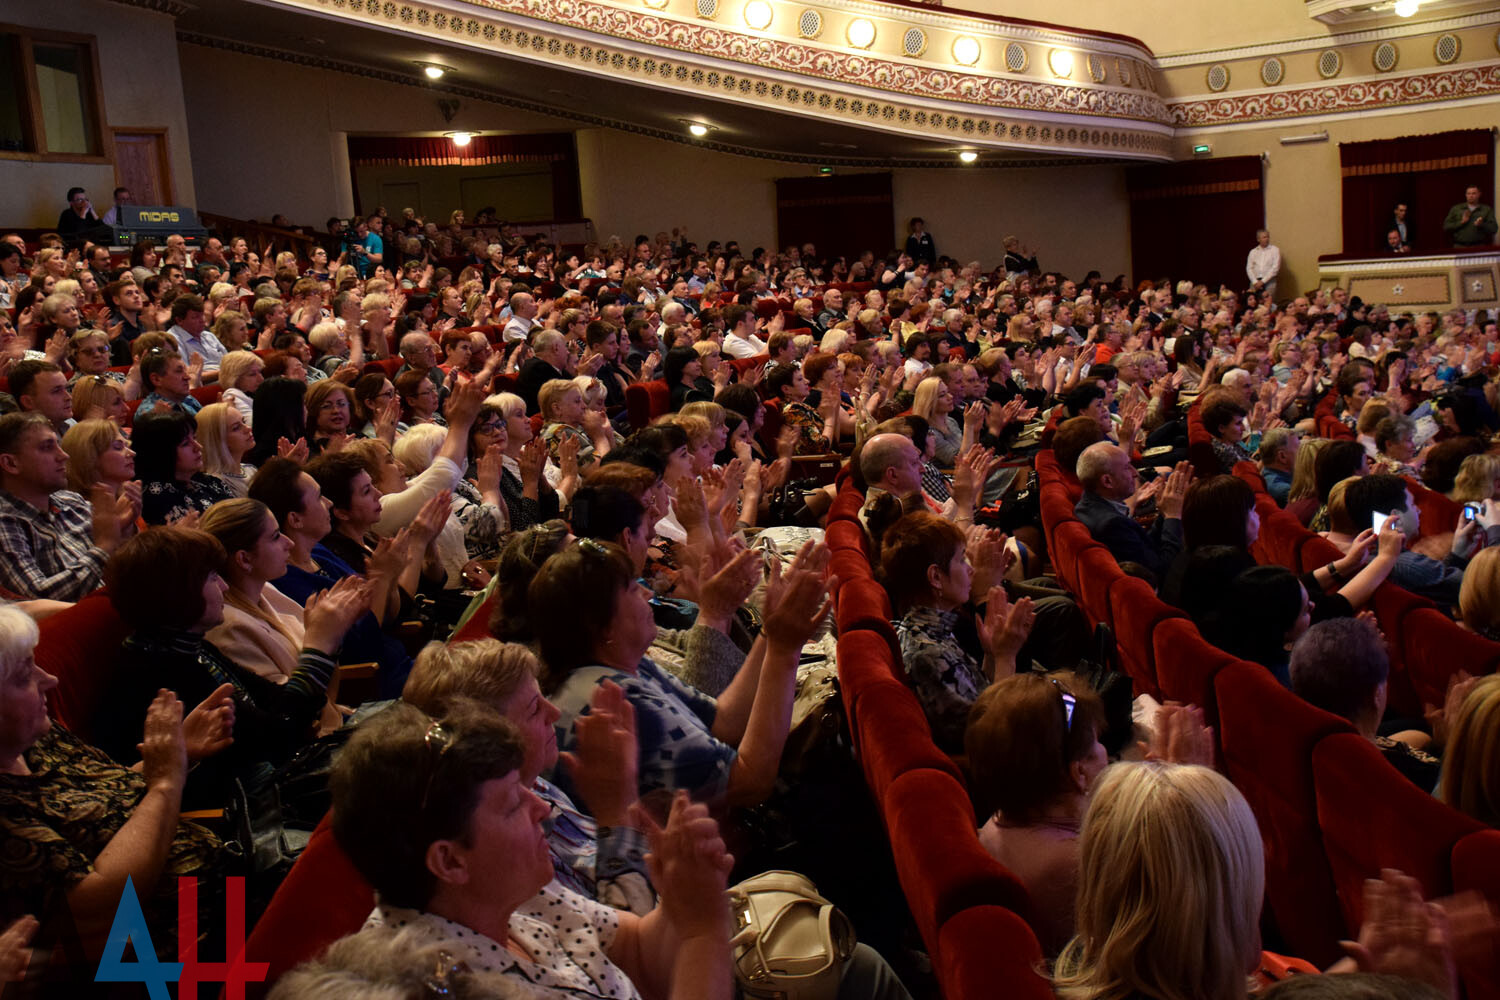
xmin=1339 ymin=129 xmax=1493 ymax=255
xmin=346 ymin=133 xmax=583 ymax=219
xmin=1127 ymin=156 xmax=1264 ymax=293
xmin=776 ymin=172 xmax=894 ymax=262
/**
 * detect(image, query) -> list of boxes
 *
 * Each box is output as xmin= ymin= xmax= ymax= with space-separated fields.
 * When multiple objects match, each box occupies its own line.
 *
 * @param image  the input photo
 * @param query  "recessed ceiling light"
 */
xmin=419 ymin=62 xmax=453 ymax=79
xmin=744 ymin=0 xmax=773 ymax=29
xmin=952 ymin=36 xmax=980 ymax=66
xmin=679 ymin=119 xmax=717 ymax=137
xmin=958 ymin=150 xmax=978 ymax=164
xmin=1393 ymin=0 xmax=1418 ymax=15
xmin=689 ymin=123 xmax=709 ymax=137
xmin=1048 ymin=48 xmax=1074 ymax=78
xmin=846 ymin=18 xmax=876 ymax=49
xmin=445 ymin=130 xmax=477 ymax=146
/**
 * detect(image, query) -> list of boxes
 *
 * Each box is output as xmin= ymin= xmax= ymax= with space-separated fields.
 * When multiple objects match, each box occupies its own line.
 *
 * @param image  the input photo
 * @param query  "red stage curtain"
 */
xmin=1339 ymin=129 xmax=1492 ymax=255
xmin=775 ymin=172 xmax=894 ymax=261
xmin=1127 ymin=156 xmax=1264 ymax=294
xmin=346 ymin=133 xmax=582 ymax=218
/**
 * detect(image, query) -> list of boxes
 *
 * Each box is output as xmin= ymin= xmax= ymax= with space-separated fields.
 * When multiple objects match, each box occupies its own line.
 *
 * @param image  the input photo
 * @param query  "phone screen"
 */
xmin=1372 ymin=511 xmax=1390 ymax=534
xmin=1463 ymin=503 xmax=1480 ymax=523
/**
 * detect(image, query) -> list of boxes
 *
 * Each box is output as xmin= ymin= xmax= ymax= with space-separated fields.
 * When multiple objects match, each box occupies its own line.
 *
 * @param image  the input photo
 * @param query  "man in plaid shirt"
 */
xmin=0 ymin=413 xmax=139 ymax=601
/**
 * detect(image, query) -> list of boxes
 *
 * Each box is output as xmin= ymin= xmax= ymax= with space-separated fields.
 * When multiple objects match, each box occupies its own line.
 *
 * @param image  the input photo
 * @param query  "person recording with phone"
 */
xmin=1345 ymin=474 xmax=1497 ymax=607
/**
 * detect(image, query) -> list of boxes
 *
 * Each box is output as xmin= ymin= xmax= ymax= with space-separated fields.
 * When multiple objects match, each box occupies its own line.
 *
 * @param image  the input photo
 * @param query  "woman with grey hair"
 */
xmin=0 ymin=603 xmax=230 ymax=958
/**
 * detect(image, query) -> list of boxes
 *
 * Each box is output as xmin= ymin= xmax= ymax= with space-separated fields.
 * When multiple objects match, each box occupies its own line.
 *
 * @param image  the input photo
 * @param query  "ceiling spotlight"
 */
xmin=1048 ymin=49 xmax=1074 ymax=78
xmin=445 ymin=130 xmax=477 ymax=146
xmin=1393 ymin=0 xmax=1418 ymax=15
xmin=958 ymin=150 xmax=978 ymax=164
xmin=952 ymin=36 xmax=981 ymax=66
xmin=846 ymin=18 xmax=876 ymax=49
xmin=680 ymin=119 xmax=717 ymax=137
xmin=744 ymin=0 xmax=773 ymax=29
xmin=689 ymin=123 xmax=709 ymax=137
xmin=419 ymin=62 xmax=452 ymax=79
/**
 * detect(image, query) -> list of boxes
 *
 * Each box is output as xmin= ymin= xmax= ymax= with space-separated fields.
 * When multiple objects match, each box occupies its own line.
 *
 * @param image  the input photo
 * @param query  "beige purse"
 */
xmin=728 ymin=870 xmax=856 ymax=1000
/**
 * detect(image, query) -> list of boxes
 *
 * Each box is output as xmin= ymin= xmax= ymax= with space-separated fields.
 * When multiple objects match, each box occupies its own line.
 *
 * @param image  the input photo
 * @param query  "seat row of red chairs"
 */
xmin=825 ymin=483 xmax=1054 ymax=1000
xmin=1034 ymin=447 xmax=1500 ymax=995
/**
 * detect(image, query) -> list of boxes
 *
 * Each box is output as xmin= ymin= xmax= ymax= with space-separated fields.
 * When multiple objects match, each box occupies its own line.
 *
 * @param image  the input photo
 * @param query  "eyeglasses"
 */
xmin=418 ymin=719 xmax=453 ymax=813
xmin=1048 ymin=677 xmax=1076 ymax=735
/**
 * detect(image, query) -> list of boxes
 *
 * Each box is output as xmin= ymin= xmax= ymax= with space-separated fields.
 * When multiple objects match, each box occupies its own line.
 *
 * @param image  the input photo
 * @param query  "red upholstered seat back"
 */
xmin=242 ymin=814 xmax=375 ymax=997
xmin=1185 ymin=402 xmax=1220 ymax=481
xmin=1312 ymin=732 xmax=1483 ymax=930
xmin=1215 ymin=661 xmax=1354 ymax=965
xmin=35 ymin=590 xmax=131 ymax=742
xmin=1153 ymin=615 xmax=1236 ymax=726
xmin=189 ymin=384 xmax=223 ymax=407
xmin=884 ymin=767 xmax=1036 ymax=950
xmin=1106 ymin=575 xmax=1177 ymax=700
xmin=624 ymin=379 xmax=670 ymax=429
xmin=937 ymin=906 xmax=1052 ymax=1000
xmin=361 ymin=358 xmax=402 ymax=379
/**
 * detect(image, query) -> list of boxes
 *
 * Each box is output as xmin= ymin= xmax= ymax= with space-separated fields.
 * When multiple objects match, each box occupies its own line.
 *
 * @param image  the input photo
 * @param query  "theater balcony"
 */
xmin=167 ymin=0 xmax=1174 ymax=165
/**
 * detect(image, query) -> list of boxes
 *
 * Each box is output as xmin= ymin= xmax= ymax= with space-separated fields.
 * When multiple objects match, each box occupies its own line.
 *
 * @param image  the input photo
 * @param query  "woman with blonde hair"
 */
xmin=1438 ymin=673 xmax=1500 ymax=826
xmin=912 ymin=375 xmax=965 ymax=466
xmin=70 ymin=374 xmax=130 ymax=424
xmin=61 ymin=418 xmax=137 ymax=500
xmin=217 ymin=349 xmax=263 ymax=427
xmin=212 ymin=311 xmax=251 ymax=354
xmin=195 ymin=401 xmax=257 ymax=497
xmin=1285 ymin=436 xmax=1331 ymax=526
xmin=1458 ymin=545 xmax=1500 ymax=641
xmin=1451 ymin=453 xmax=1500 ymax=504
xmin=1053 ymin=763 xmax=1265 ymax=1000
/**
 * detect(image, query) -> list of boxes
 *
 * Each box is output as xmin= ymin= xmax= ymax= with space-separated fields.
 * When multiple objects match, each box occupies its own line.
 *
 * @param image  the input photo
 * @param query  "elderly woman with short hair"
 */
xmin=0 ymin=604 xmax=227 ymax=956
xmin=271 ymin=699 xmax=735 ymax=1000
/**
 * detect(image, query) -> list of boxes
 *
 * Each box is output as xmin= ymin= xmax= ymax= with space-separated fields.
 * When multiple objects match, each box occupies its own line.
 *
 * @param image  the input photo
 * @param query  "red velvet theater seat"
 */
xmin=1400 ymin=607 xmax=1500 ymax=710
xmin=35 ymin=589 xmax=131 ymax=742
xmin=884 ymin=768 xmax=1035 ymax=951
xmin=835 ymin=577 xmax=891 ymax=636
xmin=1152 ymin=616 xmax=1235 ymax=725
xmin=242 ymin=814 xmax=375 ymax=997
xmin=825 ymin=517 xmax=869 ymax=561
xmin=1312 ymin=732 xmax=1484 ymax=931
xmin=1048 ymin=520 xmax=1095 ymax=597
xmin=1451 ymin=830 xmax=1500 ymax=1000
xmin=854 ymin=683 xmax=962 ymax=803
xmin=1215 ymin=661 xmax=1354 ymax=966
xmin=624 ymin=379 xmax=670 ymax=429
xmin=1106 ymin=575 xmax=1177 ymax=700
xmin=937 ymin=906 xmax=1053 ymax=1000
xmin=828 ymin=481 xmax=865 ymax=525
xmin=1073 ymin=542 xmax=1125 ymax=630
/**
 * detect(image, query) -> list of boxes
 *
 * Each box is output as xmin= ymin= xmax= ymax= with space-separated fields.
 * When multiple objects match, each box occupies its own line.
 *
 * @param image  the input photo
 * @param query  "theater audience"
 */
xmin=1343 ymin=474 xmax=1488 ymax=606
xmin=880 ymin=510 xmax=1035 ymax=752
xmin=533 ymin=538 xmax=829 ymax=807
xmin=60 ymin=418 xmax=136 ymax=507
xmin=96 ymin=526 xmax=369 ymax=807
xmin=0 ymin=413 xmax=137 ymax=600
xmin=1290 ymin=618 xmax=1440 ymax=789
xmin=0 ymin=604 xmax=226 ymax=953
xmin=274 ymin=700 xmax=735 ymax=1000
xmin=195 ymin=401 xmax=256 ymax=496
xmin=133 ymin=410 xmax=238 ymax=524
xmin=1074 ymin=442 xmax=1192 ymax=579
xmin=965 ymin=673 xmax=1107 ymax=954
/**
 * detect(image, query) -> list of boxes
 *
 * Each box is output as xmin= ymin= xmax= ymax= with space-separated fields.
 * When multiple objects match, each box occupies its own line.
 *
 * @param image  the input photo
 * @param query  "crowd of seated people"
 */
xmin=0 ymin=200 xmax=1497 ymax=997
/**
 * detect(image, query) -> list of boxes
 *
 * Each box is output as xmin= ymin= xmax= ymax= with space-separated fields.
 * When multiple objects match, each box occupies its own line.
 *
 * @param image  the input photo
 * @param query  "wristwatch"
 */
xmin=1325 ymin=561 xmax=1344 ymax=583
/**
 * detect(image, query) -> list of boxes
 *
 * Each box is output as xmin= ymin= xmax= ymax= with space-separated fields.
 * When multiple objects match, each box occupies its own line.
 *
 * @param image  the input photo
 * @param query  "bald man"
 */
xmin=1073 ymin=443 xmax=1191 ymax=578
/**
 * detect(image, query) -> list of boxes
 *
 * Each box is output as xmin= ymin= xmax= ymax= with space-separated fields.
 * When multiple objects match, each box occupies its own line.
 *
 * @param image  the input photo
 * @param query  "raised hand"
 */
xmin=975 ymin=586 xmax=1034 ymax=674
xmin=277 ymin=436 xmax=310 ymax=464
xmin=1341 ymin=869 xmax=1457 ymax=998
xmin=302 ymin=575 xmax=374 ymax=654
xmin=409 ymin=489 xmax=453 ymax=549
xmin=518 ymin=437 xmax=547 ymax=491
xmin=559 ymin=680 xmax=639 ymax=827
xmin=140 ymin=689 xmax=188 ymax=795
xmin=0 ymin=915 xmax=38 ymax=983
xmin=181 ymin=683 xmax=236 ymax=760
xmin=1157 ymin=461 xmax=1193 ymax=519
xmin=633 ymin=790 xmax=733 ymax=940
xmin=761 ymin=550 xmax=835 ymax=651
xmin=1145 ymin=702 xmax=1215 ymax=767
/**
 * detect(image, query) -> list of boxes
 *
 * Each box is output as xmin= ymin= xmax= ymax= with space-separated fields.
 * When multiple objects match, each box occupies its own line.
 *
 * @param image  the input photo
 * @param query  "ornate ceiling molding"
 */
xmin=230 ymin=0 xmax=1173 ymax=159
xmin=177 ymin=31 xmax=1128 ymax=167
xmin=1170 ymin=62 xmax=1500 ymax=128
xmin=1155 ymin=7 xmax=1500 ymax=66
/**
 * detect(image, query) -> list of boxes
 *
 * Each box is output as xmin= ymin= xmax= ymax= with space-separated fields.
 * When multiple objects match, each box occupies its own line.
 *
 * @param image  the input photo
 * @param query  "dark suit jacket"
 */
xmin=518 ymin=358 xmax=567 ymax=414
xmin=1073 ymin=490 xmax=1183 ymax=579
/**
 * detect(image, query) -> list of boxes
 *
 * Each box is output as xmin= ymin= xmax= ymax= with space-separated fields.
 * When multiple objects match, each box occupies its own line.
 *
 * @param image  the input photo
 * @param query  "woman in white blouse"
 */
xmin=271 ymin=700 xmax=733 ymax=1000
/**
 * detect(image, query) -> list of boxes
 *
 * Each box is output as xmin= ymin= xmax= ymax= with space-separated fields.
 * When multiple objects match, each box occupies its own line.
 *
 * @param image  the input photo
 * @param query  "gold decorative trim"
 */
xmin=1434 ymin=33 xmax=1461 ymax=64
xmin=901 ymin=26 xmax=928 ymax=59
xmin=1206 ymin=64 xmax=1229 ymax=92
xmin=1318 ymin=49 xmax=1342 ymax=79
xmin=796 ymin=8 xmax=821 ymax=39
xmin=1372 ymin=41 xmax=1399 ymax=72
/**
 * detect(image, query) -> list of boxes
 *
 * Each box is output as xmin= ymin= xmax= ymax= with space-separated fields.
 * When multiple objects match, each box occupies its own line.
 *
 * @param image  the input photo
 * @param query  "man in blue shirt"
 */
xmin=1344 ymin=474 xmax=1491 ymax=608
xmin=1257 ymin=428 xmax=1299 ymax=506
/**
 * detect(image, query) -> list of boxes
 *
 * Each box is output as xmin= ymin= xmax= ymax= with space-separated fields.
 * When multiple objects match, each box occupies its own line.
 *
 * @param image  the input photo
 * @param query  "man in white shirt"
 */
xmin=722 ymin=303 xmax=767 ymax=359
xmin=100 ymin=187 xmax=131 ymax=227
xmin=502 ymin=291 xmax=540 ymax=343
xmin=1246 ymin=230 xmax=1281 ymax=304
